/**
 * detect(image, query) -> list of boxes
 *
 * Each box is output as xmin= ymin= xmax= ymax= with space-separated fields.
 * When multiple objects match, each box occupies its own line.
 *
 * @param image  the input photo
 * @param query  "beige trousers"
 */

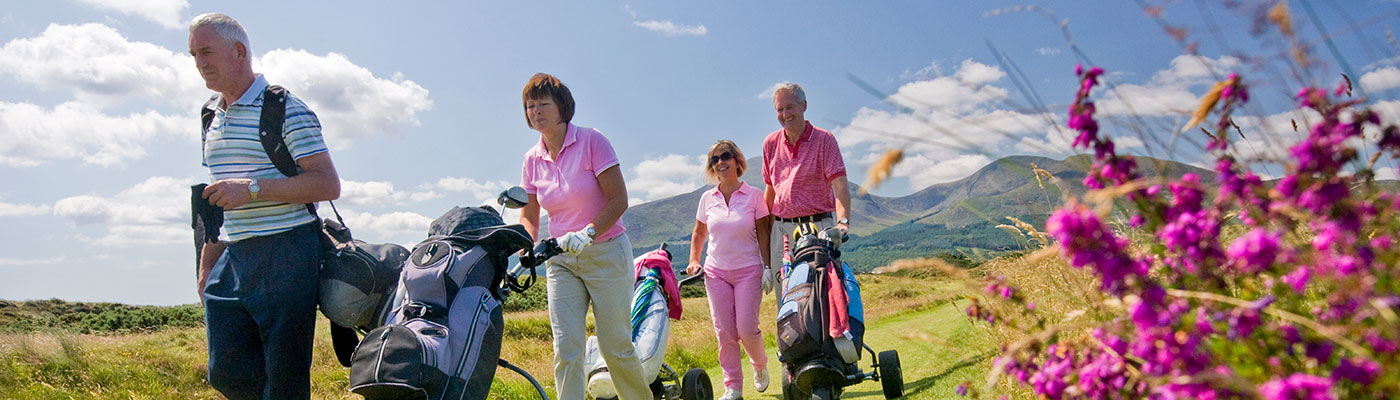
xmin=545 ymin=233 xmax=651 ymax=400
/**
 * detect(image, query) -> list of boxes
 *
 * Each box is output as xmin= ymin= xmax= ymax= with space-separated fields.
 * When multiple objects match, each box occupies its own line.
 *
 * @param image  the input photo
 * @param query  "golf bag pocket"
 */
xmin=349 ymin=323 xmax=449 ymax=399
xmin=438 ymin=286 xmax=505 ymax=399
xmin=776 ymin=261 xmax=823 ymax=362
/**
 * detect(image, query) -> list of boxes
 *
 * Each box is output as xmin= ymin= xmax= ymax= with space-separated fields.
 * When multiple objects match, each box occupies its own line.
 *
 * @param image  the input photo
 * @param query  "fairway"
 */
xmin=707 ymin=298 xmax=1000 ymax=400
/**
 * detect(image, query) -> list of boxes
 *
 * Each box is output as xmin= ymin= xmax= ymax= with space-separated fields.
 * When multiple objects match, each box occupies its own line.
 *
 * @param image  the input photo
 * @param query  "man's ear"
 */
xmin=235 ymin=42 xmax=248 ymax=60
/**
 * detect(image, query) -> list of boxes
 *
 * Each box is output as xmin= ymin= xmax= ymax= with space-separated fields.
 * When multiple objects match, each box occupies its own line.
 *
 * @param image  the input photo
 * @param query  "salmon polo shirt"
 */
xmin=762 ymin=121 xmax=846 ymax=219
xmin=696 ymin=182 xmax=770 ymax=270
xmin=521 ymin=123 xmax=625 ymax=242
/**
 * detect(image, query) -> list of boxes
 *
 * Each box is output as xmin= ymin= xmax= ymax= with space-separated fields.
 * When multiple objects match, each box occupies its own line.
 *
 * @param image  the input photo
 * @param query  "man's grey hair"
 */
xmin=773 ymin=82 xmax=806 ymax=103
xmin=189 ymin=13 xmax=250 ymax=53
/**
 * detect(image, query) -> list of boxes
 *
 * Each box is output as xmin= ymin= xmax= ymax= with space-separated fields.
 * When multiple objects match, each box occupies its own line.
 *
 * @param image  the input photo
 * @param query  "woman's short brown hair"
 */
xmin=704 ymin=140 xmax=747 ymax=185
xmin=522 ymin=73 xmax=575 ymax=129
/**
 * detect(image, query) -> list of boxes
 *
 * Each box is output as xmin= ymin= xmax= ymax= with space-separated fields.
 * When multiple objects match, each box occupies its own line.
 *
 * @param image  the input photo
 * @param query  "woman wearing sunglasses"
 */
xmin=686 ymin=140 xmax=773 ymax=400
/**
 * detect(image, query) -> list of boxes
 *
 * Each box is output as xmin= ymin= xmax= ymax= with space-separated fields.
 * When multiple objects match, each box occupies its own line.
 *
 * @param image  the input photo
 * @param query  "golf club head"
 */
xmin=498 ymin=186 xmax=529 ymax=209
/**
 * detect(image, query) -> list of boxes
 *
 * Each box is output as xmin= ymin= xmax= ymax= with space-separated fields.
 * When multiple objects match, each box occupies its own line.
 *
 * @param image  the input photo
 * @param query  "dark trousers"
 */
xmin=203 ymin=223 xmax=320 ymax=400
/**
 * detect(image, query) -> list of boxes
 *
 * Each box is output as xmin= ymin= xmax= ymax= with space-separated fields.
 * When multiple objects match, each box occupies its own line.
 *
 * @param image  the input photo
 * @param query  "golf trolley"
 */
xmin=584 ymin=243 xmax=714 ymax=400
xmin=777 ymin=224 xmax=903 ymax=400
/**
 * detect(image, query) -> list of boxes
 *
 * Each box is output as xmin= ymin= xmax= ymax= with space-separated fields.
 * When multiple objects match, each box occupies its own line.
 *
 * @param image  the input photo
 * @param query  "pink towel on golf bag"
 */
xmin=827 ymin=264 xmax=850 ymax=339
xmin=635 ymin=248 xmax=683 ymax=319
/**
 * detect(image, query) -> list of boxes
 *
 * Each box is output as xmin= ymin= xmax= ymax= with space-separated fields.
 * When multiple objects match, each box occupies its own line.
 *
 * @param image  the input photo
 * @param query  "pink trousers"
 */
xmin=703 ymin=264 xmax=769 ymax=391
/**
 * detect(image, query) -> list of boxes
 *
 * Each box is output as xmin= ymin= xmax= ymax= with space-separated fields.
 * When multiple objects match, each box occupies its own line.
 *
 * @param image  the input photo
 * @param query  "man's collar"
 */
xmin=782 ymin=121 xmax=813 ymax=146
xmin=231 ymin=74 xmax=270 ymax=106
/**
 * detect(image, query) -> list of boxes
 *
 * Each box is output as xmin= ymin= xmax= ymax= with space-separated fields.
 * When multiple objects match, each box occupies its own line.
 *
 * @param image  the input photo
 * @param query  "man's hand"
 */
xmin=203 ymin=178 xmax=255 ymax=209
xmin=558 ymin=228 xmax=594 ymax=253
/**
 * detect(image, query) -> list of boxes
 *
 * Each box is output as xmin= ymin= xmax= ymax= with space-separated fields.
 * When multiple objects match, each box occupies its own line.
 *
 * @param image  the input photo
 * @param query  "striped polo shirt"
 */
xmin=761 ymin=121 xmax=846 ymax=219
xmin=203 ymin=75 xmax=328 ymax=242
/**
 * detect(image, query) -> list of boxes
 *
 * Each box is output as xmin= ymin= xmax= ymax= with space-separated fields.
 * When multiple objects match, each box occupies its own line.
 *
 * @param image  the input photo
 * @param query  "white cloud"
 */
xmin=632 ymin=20 xmax=707 ymax=36
xmin=52 ymin=176 xmax=194 ymax=246
xmin=340 ymin=180 xmax=409 ymax=206
xmin=895 ymin=153 xmax=994 ymax=188
xmin=953 ymin=59 xmax=1006 ymax=85
xmin=428 ymin=177 xmax=513 ymax=205
xmin=899 ymin=61 xmax=942 ymax=82
xmin=0 ymin=101 xmax=188 ymax=167
xmin=257 ymin=50 xmax=433 ymax=148
xmin=0 ymin=199 xmax=50 ymax=217
xmin=80 ymin=225 xmax=190 ymax=247
xmin=1376 ymin=167 xmax=1399 ymax=181
xmin=0 ymin=257 xmax=66 ymax=267
xmin=755 ymin=82 xmax=785 ymax=100
xmin=1361 ymin=66 xmax=1400 ymax=92
xmin=76 ymin=0 xmax=189 ymax=29
xmin=627 ymin=154 xmax=706 ymax=203
xmin=1149 ymin=55 xmax=1244 ymax=87
xmin=0 ymin=23 xmax=206 ymax=108
xmin=336 ymin=210 xmax=433 ymax=245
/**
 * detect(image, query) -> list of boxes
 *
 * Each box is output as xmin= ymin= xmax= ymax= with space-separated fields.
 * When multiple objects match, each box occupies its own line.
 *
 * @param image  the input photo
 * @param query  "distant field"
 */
xmin=0 ymin=271 xmax=1028 ymax=399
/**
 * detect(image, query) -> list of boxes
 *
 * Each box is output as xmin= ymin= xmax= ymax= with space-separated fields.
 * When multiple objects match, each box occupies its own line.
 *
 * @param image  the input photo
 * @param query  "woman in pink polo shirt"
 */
xmin=517 ymin=73 xmax=651 ymax=400
xmin=686 ymin=140 xmax=772 ymax=400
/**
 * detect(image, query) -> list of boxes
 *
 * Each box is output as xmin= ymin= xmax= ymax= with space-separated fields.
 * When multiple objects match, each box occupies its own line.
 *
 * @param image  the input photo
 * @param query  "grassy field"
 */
xmin=0 ymin=271 xmax=1030 ymax=399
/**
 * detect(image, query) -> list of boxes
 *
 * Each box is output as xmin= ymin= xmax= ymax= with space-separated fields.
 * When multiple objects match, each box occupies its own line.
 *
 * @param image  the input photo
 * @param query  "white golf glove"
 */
xmin=558 ymin=227 xmax=594 ymax=253
xmin=762 ymin=266 xmax=774 ymax=295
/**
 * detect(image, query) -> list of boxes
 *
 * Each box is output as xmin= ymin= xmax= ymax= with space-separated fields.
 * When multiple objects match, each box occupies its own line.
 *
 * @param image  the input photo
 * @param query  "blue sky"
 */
xmin=2 ymin=1 xmax=1398 ymax=305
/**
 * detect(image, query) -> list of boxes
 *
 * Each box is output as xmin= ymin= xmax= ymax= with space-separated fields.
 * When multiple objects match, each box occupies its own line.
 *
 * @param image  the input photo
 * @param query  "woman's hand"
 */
xmin=686 ymin=262 xmax=703 ymax=276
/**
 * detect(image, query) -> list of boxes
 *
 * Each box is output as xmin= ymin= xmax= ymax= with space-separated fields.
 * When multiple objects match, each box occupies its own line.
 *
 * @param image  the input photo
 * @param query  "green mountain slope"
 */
xmin=621 ymin=154 xmax=1223 ymax=272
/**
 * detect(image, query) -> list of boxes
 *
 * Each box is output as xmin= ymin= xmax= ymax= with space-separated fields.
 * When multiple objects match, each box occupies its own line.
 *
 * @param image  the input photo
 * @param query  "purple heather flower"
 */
xmin=1332 ymin=357 xmax=1381 ymax=385
xmin=1226 ymin=229 xmax=1282 ymax=274
xmin=1282 ymin=266 xmax=1311 ymax=293
xmin=1258 ymin=374 xmax=1335 ymax=400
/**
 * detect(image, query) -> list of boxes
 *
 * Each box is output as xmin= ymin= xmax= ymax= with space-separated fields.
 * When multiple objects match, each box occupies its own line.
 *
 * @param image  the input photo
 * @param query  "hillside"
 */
xmin=622 ymin=154 xmax=1219 ymax=272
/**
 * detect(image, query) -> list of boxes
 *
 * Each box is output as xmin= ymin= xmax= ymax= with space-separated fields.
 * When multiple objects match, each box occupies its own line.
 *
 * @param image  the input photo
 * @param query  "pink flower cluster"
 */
xmin=965 ymin=65 xmax=1400 ymax=399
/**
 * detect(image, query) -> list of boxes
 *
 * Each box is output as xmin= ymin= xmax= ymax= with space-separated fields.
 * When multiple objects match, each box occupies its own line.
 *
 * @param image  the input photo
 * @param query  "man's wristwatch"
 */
xmin=248 ymin=179 xmax=260 ymax=200
xmin=837 ymin=218 xmax=849 ymax=226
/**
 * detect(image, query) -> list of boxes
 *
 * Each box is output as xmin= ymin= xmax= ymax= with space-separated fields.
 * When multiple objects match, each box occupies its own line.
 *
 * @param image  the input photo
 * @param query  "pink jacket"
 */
xmin=635 ymin=248 xmax=683 ymax=320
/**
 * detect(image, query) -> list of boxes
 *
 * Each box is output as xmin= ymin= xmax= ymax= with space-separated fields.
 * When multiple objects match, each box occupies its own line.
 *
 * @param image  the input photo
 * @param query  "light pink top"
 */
xmin=761 ymin=121 xmax=846 ymax=219
xmin=521 ymin=123 xmax=625 ymax=242
xmin=695 ymin=182 xmax=769 ymax=270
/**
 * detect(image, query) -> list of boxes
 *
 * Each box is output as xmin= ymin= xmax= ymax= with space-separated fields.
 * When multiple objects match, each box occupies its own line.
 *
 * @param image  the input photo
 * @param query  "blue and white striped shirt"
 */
xmin=202 ymin=75 xmax=328 ymax=242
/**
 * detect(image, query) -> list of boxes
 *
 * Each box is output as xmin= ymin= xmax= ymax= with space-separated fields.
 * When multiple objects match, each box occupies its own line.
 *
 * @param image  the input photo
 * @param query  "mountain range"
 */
xmin=619 ymin=154 xmax=1217 ymax=272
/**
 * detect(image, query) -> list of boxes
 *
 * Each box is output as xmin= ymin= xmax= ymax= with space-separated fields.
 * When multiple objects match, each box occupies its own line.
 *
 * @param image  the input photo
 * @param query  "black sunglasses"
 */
xmin=709 ymin=151 xmax=734 ymax=165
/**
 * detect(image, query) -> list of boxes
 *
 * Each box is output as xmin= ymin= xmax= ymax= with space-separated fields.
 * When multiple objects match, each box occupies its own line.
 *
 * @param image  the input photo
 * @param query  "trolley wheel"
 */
xmin=809 ymin=385 xmax=834 ymax=400
xmin=781 ymin=370 xmax=798 ymax=400
xmin=650 ymin=375 xmax=666 ymax=399
xmin=680 ymin=368 xmax=712 ymax=400
xmin=878 ymin=350 xmax=904 ymax=399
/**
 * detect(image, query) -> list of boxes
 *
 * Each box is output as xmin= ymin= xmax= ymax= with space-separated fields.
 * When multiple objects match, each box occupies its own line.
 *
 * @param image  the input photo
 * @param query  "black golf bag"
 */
xmin=348 ymin=206 xmax=534 ymax=400
xmin=776 ymin=225 xmax=866 ymax=394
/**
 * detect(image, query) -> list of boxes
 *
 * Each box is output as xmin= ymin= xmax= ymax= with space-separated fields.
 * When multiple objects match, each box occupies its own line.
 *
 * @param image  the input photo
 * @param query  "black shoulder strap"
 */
xmin=258 ymin=85 xmax=299 ymax=178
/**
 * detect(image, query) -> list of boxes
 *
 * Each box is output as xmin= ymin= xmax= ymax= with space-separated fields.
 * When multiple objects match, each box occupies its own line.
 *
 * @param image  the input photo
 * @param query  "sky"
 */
xmin=2 ymin=1 xmax=1399 ymax=305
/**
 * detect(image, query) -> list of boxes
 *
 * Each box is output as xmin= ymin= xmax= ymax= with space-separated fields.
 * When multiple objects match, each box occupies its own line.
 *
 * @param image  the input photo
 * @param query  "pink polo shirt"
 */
xmin=521 ymin=123 xmax=625 ymax=242
xmin=695 ymin=182 xmax=769 ymax=270
xmin=761 ymin=121 xmax=846 ymax=219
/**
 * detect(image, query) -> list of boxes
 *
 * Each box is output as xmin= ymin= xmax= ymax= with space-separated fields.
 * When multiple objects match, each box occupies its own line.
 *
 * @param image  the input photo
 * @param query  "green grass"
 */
xmin=0 ymin=271 xmax=1041 ymax=399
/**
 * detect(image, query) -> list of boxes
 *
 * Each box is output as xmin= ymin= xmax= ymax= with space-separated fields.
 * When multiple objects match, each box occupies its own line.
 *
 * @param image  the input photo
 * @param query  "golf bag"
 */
xmin=348 ymin=206 xmax=534 ymax=400
xmin=776 ymin=226 xmax=865 ymax=367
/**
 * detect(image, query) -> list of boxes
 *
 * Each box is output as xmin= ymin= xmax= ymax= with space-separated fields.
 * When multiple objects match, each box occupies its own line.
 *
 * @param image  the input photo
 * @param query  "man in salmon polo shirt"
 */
xmin=761 ymin=82 xmax=852 ymax=286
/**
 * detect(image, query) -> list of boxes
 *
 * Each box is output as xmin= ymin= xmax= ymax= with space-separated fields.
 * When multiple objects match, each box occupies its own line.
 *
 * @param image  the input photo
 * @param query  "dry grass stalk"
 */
xmin=1268 ymin=1 xmax=1294 ymax=38
xmin=859 ymin=149 xmax=904 ymax=195
xmin=874 ymin=256 xmax=967 ymax=278
xmin=1181 ymin=75 xmax=1238 ymax=133
xmin=1006 ymin=216 xmax=1048 ymax=248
